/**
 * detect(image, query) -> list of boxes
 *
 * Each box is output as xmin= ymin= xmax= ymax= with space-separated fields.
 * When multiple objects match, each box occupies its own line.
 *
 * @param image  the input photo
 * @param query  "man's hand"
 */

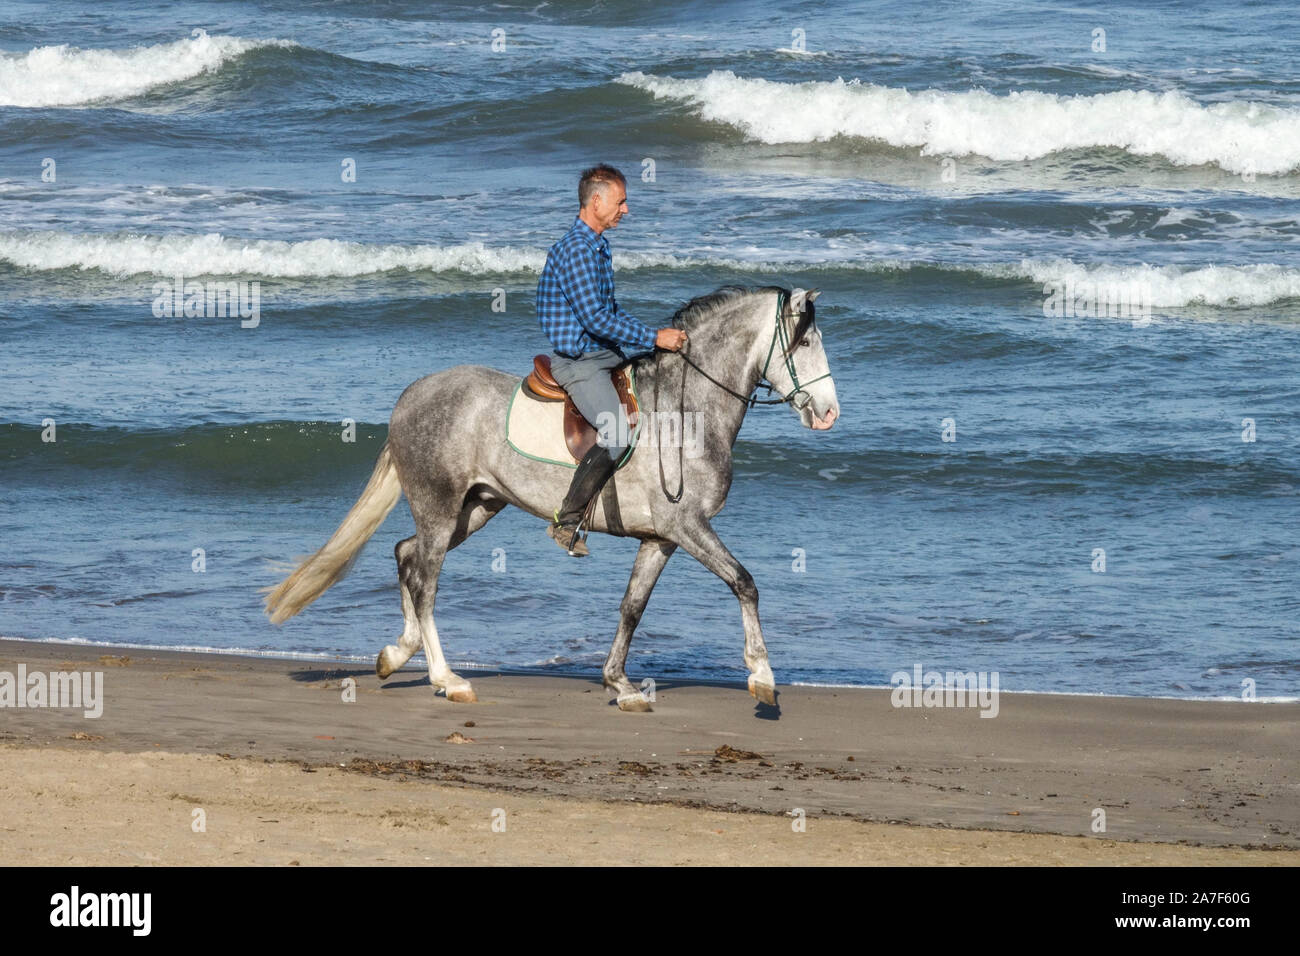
xmin=656 ymin=328 xmax=688 ymax=351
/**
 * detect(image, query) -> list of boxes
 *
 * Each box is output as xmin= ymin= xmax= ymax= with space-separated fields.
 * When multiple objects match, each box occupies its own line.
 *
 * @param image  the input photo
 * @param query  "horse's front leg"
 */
xmin=604 ymin=537 xmax=677 ymax=711
xmin=671 ymin=517 xmax=776 ymax=705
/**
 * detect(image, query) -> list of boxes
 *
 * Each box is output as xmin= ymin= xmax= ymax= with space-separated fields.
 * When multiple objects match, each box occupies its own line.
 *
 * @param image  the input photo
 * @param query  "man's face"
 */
xmin=591 ymin=181 xmax=628 ymax=231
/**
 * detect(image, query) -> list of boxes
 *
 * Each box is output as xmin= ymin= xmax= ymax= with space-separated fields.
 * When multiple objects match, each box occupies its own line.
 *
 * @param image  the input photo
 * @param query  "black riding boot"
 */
xmin=548 ymin=444 xmax=619 ymax=556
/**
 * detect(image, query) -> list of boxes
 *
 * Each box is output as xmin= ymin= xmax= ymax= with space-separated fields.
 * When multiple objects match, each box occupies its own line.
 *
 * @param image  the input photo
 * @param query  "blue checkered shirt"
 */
xmin=536 ymin=216 xmax=657 ymax=358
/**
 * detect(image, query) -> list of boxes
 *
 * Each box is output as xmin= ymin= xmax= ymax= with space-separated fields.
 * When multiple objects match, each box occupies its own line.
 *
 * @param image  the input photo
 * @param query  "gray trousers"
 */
xmin=548 ymin=348 xmax=631 ymax=461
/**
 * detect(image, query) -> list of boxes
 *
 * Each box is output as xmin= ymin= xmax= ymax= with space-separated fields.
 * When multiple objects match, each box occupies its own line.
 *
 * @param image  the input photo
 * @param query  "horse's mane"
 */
xmin=666 ymin=284 xmax=813 ymax=359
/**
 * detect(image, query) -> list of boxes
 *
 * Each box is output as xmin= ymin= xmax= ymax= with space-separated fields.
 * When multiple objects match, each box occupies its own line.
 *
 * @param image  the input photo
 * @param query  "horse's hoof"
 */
xmin=748 ymin=678 xmax=777 ymax=706
xmin=376 ymin=651 xmax=394 ymax=680
xmin=446 ymin=686 xmax=477 ymax=704
xmin=617 ymin=692 xmax=653 ymax=713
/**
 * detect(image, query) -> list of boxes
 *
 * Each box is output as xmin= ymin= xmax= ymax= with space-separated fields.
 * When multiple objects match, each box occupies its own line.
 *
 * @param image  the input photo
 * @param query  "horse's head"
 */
xmin=766 ymin=288 xmax=839 ymax=431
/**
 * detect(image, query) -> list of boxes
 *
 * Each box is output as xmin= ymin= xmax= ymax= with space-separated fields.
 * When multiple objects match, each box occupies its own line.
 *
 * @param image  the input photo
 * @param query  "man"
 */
xmin=536 ymin=164 xmax=687 ymax=556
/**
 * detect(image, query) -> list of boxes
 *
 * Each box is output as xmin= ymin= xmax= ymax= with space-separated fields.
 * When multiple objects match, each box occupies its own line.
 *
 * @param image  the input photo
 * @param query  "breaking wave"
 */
xmin=3 ymin=230 xmax=1299 ymax=308
xmin=617 ymin=70 xmax=1300 ymax=176
xmin=0 ymin=33 xmax=295 ymax=107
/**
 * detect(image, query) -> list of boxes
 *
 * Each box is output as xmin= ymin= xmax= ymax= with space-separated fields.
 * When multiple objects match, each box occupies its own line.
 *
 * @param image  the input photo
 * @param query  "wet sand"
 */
xmin=1 ymin=638 xmax=1296 ymax=865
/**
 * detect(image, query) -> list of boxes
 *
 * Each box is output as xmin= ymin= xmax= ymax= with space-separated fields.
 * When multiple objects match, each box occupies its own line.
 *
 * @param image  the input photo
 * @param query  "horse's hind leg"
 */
xmin=402 ymin=520 xmax=477 ymax=701
xmin=378 ymin=493 xmax=507 ymax=681
xmin=376 ymin=536 xmax=424 ymax=680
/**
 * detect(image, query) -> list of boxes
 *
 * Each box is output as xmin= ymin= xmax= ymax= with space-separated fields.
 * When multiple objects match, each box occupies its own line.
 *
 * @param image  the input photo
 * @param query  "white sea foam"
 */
xmin=1149 ymin=207 xmax=1207 ymax=230
xmin=1009 ymin=258 xmax=1300 ymax=308
xmin=3 ymin=230 xmax=1299 ymax=308
xmin=0 ymin=33 xmax=294 ymax=108
xmin=0 ymin=230 xmax=548 ymax=276
xmin=786 ymin=680 xmax=1299 ymax=703
xmin=0 ymin=634 xmax=374 ymax=663
xmin=0 ymin=635 xmax=517 ymax=677
xmin=616 ymin=70 xmax=1300 ymax=176
xmin=0 ymin=229 xmax=750 ymax=277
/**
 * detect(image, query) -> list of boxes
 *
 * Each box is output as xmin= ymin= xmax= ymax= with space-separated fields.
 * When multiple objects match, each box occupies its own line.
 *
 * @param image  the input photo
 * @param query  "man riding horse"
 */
xmin=265 ymin=167 xmax=839 ymax=711
xmin=537 ymin=163 xmax=688 ymax=556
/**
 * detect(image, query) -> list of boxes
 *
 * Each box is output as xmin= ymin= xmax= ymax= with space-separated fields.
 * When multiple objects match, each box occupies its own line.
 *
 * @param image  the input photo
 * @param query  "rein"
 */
xmin=652 ymin=291 xmax=832 ymax=502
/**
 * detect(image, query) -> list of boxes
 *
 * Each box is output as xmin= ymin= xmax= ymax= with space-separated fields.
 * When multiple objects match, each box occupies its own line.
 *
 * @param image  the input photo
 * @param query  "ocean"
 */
xmin=1 ymin=0 xmax=1297 ymax=699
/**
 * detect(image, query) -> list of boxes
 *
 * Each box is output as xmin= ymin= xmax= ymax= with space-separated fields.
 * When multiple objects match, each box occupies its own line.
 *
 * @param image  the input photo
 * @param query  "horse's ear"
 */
xmin=789 ymin=288 xmax=820 ymax=313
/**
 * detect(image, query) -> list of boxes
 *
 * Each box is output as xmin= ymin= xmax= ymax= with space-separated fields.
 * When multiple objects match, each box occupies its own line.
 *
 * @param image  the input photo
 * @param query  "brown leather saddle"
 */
xmin=523 ymin=354 xmax=639 ymax=463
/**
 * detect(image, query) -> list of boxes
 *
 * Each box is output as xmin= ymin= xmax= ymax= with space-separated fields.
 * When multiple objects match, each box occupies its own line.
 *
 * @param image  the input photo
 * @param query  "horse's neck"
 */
xmin=645 ymin=295 xmax=770 ymax=445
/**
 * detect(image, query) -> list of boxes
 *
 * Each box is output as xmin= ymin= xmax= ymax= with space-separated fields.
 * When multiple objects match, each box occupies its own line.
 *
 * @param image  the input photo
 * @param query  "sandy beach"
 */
xmin=0 ymin=638 xmax=1296 ymax=866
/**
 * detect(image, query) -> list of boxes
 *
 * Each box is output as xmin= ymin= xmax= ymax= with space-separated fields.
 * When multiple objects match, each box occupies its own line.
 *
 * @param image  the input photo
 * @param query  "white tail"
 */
xmin=263 ymin=441 xmax=402 ymax=625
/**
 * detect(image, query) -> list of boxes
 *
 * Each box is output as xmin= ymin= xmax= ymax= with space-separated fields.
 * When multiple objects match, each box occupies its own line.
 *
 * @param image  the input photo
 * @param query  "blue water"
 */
xmin=2 ymin=0 xmax=1297 ymax=699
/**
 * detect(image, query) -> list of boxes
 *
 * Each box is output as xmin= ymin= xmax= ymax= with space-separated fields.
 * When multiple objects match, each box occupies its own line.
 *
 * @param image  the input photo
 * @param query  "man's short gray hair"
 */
xmin=579 ymin=164 xmax=626 ymax=208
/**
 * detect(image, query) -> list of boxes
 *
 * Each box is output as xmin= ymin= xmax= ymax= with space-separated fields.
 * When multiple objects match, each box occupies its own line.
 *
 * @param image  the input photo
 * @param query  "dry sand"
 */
xmin=1 ymin=639 xmax=1296 ymax=865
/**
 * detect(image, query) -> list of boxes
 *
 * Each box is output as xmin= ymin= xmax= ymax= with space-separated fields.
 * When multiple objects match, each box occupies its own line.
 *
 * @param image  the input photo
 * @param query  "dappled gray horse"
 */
xmin=264 ymin=286 xmax=839 ymax=711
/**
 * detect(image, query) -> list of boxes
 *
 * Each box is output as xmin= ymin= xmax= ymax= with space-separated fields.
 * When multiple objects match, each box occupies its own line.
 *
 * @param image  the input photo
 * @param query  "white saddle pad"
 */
xmin=505 ymin=369 xmax=640 ymax=469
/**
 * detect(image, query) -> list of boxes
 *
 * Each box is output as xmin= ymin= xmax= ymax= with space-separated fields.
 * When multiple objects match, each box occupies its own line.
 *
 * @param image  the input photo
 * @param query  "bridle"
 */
xmin=653 ymin=290 xmax=833 ymax=502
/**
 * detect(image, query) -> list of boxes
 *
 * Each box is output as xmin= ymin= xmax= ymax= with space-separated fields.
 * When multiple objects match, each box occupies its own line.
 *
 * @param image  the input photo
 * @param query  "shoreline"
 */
xmin=3 ymin=635 xmax=1292 ymax=704
xmin=1 ymin=638 xmax=1297 ymax=864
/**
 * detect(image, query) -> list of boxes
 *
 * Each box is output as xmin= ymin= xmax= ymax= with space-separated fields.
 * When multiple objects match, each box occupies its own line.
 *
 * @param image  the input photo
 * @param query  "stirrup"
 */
xmin=548 ymin=522 xmax=589 ymax=557
xmin=548 ymin=509 xmax=590 ymax=557
xmin=568 ymin=516 xmax=590 ymax=556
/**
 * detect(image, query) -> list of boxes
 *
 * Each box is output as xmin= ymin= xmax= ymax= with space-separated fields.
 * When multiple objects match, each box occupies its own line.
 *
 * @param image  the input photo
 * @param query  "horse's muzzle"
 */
xmin=811 ymin=406 xmax=838 ymax=430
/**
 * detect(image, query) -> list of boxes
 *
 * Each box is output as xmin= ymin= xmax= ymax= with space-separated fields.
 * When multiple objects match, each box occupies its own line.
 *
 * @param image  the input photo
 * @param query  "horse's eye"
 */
xmin=800 ymin=337 xmax=811 ymax=347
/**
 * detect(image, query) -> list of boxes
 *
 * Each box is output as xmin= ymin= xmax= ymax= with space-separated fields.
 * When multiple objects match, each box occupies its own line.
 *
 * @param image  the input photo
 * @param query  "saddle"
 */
xmin=522 ymin=355 xmax=639 ymax=463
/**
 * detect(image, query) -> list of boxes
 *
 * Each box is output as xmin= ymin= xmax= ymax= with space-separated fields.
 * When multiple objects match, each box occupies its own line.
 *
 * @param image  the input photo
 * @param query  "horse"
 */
xmin=263 ymin=285 xmax=839 ymax=711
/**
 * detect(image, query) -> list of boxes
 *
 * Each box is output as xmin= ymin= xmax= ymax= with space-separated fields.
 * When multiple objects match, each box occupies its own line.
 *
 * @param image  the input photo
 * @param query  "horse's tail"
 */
xmin=262 ymin=441 xmax=403 ymax=625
